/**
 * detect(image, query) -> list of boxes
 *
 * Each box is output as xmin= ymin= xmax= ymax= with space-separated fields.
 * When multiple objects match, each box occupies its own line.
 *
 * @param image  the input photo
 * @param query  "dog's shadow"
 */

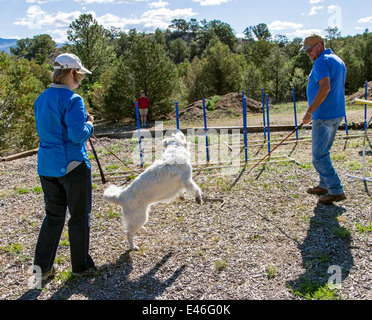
xmin=18 ymin=251 xmax=185 ymax=300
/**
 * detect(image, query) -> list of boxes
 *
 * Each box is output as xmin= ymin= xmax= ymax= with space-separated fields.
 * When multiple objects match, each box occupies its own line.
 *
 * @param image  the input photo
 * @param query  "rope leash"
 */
xmin=89 ymin=134 xmax=143 ymax=184
xmin=89 ymin=138 xmax=106 ymax=184
xmin=246 ymin=123 xmax=304 ymax=175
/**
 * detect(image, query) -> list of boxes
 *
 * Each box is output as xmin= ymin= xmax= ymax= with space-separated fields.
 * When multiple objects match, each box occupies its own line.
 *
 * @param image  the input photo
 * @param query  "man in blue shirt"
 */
xmin=301 ymin=34 xmax=347 ymax=204
xmin=32 ymin=53 xmax=96 ymax=284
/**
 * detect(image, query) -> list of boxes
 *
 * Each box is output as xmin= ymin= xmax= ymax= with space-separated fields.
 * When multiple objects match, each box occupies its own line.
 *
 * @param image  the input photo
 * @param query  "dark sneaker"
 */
xmin=318 ymin=193 xmax=346 ymax=204
xmin=41 ymin=266 xmax=56 ymax=281
xmin=307 ymin=186 xmax=328 ymax=195
xmin=72 ymin=266 xmax=97 ymax=277
xmin=29 ymin=266 xmax=55 ymax=289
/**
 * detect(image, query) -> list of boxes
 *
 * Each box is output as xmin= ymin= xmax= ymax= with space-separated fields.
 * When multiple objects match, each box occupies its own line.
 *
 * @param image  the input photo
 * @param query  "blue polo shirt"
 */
xmin=34 ymin=84 xmax=93 ymax=177
xmin=307 ymin=48 xmax=346 ymax=120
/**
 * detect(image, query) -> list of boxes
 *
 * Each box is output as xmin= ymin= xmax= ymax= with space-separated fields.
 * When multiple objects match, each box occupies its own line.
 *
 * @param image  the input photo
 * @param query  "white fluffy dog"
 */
xmin=103 ymin=131 xmax=202 ymax=250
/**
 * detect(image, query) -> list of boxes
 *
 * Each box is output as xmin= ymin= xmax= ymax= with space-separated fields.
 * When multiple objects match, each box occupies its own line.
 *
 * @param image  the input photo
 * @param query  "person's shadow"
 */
xmin=18 ymin=251 xmax=185 ymax=300
xmin=287 ymin=203 xmax=354 ymax=299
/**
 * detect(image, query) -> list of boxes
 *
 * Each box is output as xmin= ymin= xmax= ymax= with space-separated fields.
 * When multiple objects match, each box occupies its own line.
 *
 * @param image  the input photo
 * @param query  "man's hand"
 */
xmin=303 ymin=76 xmax=331 ymax=125
xmin=303 ymin=112 xmax=312 ymax=125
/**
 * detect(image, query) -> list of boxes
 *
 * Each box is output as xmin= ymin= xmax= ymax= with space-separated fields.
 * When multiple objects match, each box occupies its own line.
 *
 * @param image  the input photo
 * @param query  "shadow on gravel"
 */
xmin=18 ymin=251 xmax=185 ymax=300
xmin=287 ymin=203 xmax=354 ymax=299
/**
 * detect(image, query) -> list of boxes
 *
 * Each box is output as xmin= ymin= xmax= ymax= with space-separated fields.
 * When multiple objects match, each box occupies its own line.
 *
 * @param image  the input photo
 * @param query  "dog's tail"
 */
xmin=103 ymin=185 xmax=123 ymax=206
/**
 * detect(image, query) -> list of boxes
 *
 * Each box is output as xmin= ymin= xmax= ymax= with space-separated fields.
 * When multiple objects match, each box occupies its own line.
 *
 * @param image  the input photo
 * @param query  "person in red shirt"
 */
xmin=137 ymin=91 xmax=150 ymax=127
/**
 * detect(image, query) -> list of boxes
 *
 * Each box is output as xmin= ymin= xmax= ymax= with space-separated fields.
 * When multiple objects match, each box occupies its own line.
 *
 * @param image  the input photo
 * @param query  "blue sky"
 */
xmin=0 ymin=0 xmax=371 ymax=43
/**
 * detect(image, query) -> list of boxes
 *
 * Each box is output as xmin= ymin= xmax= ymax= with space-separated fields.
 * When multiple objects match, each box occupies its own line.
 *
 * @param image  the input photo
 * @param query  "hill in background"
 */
xmin=0 ymin=38 xmax=18 ymax=53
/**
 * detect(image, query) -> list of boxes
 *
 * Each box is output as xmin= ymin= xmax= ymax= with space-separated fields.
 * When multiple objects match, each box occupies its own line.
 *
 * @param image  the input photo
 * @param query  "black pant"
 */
xmin=34 ymin=162 xmax=94 ymax=273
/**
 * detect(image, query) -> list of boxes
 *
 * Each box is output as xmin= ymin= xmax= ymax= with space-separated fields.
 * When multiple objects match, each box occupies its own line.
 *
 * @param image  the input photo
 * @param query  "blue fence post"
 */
xmin=365 ymin=81 xmax=368 ymax=132
xmin=344 ymin=114 xmax=349 ymax=135
xmin=292 ymin=88 xmax=299 ymax=140
xmin=175 ymin=101 xmax=180 ymax=132
xmin=243 ymin=97 xmax=248 ymax=163
xmin=202 ymin=98 xmax=210 ymax=163
xmin=262 ymin=88 xmax=266 ymax=140
xmin=135 ymin=102 xmax=144 ymax=168
xmin=266 ymin=94 xmax=271 ymax=154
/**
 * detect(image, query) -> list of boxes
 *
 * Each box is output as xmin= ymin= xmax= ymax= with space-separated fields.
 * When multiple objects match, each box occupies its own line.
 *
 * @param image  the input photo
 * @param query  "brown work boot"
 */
xmin=318 ymin=193 xmax=346 ymax=204
xmin=307 ymin=186 xmax=328 ymax=195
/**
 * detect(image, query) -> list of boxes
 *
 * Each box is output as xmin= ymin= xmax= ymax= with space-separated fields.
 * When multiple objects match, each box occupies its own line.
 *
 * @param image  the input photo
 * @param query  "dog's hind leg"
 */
xmin=124 ymin=206 xmax=149 ymax=251
xmin=126 ymin=232 xmax=139 ymax=251
xmin=126 ymin=226 xmax=147 ymax=250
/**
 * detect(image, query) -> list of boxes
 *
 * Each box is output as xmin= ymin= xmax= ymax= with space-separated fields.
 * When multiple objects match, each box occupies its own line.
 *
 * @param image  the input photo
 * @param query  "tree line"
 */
xmin=1 ymin=14 xmax=372 ymax=154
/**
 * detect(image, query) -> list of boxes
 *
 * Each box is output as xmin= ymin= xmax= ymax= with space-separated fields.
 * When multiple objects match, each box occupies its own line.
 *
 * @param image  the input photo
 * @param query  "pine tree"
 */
xmin=67 ymin=14 xmax=115 ymax=86
xmin=102 ymin=37 xmax=179 ymax=120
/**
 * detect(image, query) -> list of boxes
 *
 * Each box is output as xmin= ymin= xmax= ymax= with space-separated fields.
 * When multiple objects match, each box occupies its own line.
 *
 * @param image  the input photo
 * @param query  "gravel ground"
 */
xmin=1 ymin=127 xmax=371 ymax=300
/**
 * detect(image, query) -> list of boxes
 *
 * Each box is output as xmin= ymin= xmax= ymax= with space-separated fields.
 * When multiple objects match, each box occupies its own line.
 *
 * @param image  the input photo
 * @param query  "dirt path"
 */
xmin=1 ymin=126 xmax=371 ymax=300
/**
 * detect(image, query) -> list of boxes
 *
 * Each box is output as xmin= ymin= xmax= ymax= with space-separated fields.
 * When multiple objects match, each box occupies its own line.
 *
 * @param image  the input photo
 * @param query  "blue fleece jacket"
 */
xmin=34 ymin=84 xmax=93 ymax=177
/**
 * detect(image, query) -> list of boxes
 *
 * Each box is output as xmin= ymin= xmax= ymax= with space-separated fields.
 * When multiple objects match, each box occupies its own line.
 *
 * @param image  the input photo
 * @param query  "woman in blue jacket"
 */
xmin=33 ymin=53 xmax=95 ymax=281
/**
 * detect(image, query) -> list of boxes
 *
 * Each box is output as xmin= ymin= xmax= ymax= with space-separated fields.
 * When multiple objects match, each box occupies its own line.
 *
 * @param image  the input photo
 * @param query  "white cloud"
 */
xmin=286 ymin=28 xmax=323 ymax=39
xmin=74 ymin=0 xmax=145 ymax=3
xmin=268 ymin=20 xmax=303 ymax=31
xmin=235 ymin=32 xmax=245 ymax=39
xmin=308 ymin=6 xmax=323 ymax=16
xmin=309 ymin=0 xmax=323 ymax=3
xmin=358 ymin=16 xmax=372 ymax=24
xmin=14 ymin=5 xmax=83 ymax=30
xmin=148 ymin=0 xmax=169 ymax=9
xmin=14 ymin=2 xmax=197 ymax=42
xmin=141 ymin=7 xmax=196 ymax=28
xmin=48 ymin=28 xmax=70 ymax=43
xmin=193 ymin=0 xmax=231 ymax=6
xmin=355 ymin=26 xmax=365 ymax=31
xmin=26 ymin=0 xmax=60 ymax=4
xmin=95 ymin=13 xmax=140 ymax=29
xmin=96 ymin=7 xmax=197 ymax=30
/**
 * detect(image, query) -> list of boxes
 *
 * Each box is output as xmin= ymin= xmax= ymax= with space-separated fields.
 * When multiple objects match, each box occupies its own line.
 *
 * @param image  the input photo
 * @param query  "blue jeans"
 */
xmin=34 ymin=162 xmax=94 ymax=273
xmin=312 ymin=117 xmax=344 ymax=195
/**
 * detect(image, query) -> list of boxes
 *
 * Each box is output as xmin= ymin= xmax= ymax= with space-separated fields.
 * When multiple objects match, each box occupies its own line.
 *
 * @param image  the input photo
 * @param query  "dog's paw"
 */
xmin=130 ymin=245 xmax=140 ymax=251
xmin=196 ymin=196 xmax=202 ymax=204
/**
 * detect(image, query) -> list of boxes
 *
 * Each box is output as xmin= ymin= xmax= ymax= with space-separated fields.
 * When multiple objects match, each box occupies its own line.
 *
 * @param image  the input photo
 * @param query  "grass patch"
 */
xmin=289 ymin=280 xmax=342 ymax=300
xmin=1 ymin=242 xmax=23 ymax=254
xmin=32 ymin=186 xmax=43 ymax=193
xmin=107 ymin=210 xmax=122 ymax=219
xmin=266 ymin=265 xmax=279 ymax=279
xmin=15 ymin=188 xmax=29 ymax=194
xmin=355 ymin=222 xmax=372 ymax=234
xmin=214 ymin=259 xmax=228 ymax=271
xmin=59 ymin=232 xmax=69 ymax=247
xmin=106 ymin=164 xmax=120 ymax=171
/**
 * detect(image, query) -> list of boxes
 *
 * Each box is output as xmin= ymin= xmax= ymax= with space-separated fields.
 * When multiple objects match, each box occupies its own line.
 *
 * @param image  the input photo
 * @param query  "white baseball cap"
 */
xmin=54 ymin=53 xmax=92 ymax=74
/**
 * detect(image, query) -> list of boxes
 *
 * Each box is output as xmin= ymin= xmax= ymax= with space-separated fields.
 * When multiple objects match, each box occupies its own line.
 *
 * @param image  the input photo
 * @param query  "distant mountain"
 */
xmin=0 ymin=38 xmax=66 ymax=55
xmin=0 ymin=38 xmax=18 ymax=53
